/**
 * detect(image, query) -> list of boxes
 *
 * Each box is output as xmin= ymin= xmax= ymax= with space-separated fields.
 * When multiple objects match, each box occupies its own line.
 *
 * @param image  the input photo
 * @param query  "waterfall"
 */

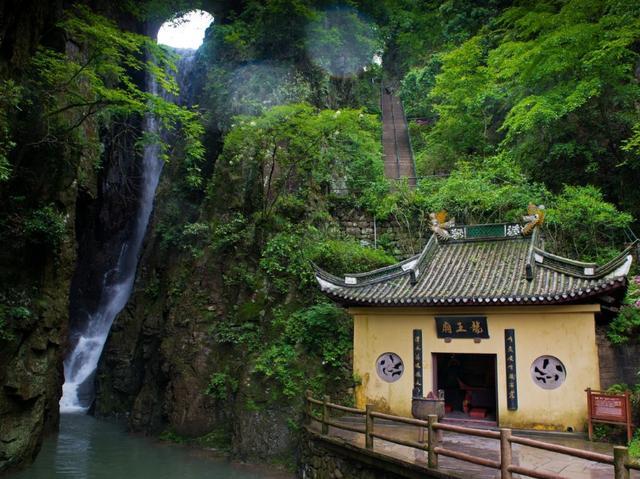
xmin=60 ymin=50 xmax=194 ymax=413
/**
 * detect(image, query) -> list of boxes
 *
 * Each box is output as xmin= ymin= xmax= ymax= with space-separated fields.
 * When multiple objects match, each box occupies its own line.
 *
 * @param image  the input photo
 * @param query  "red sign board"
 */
xmin=592 ymin=394 xmax=626 ymax=422
xmin=586 ymin=388 xmax=633 ymax=443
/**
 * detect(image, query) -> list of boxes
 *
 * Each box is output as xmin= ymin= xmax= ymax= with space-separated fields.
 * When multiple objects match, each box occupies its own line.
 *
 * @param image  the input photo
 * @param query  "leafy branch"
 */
xmin=24 ymin=4 xmax=203 ymax=179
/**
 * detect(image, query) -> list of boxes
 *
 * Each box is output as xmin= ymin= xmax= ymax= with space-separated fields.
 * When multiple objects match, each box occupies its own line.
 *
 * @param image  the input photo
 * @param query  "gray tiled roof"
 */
xmin=315 ymin=227 xmax=635 ymax=307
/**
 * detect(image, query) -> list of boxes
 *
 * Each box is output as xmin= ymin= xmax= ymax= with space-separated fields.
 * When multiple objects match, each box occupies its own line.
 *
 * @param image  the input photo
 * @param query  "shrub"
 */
xmin=0 ymin=305 xmax=30 ymax=341
xmin=23 ymin=204 xmax=66 ymax=248
xmin=309 ymin=239 xmax=395 ymax=276
xmin=630 ymin=431 xmax=640 ymax=459
xmin=260 ymin=230 xmax=313 ymax=294
xmin=608 ymin=277 xmax=640 ymax=345
xmin=254 ymin=344 xmax=303 ymax=398
xmin=205 ymin=371 xmax=239 ymax=401
xmin=284 ymin=303 xmax=351 ymax=368
xmin=545 ymin=185 xmax=633 ymax=262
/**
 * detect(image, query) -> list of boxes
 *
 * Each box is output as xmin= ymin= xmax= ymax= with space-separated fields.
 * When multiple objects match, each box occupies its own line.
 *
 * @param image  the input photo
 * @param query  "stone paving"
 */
xmin=310 ymin=419 xmax=640 ymax=479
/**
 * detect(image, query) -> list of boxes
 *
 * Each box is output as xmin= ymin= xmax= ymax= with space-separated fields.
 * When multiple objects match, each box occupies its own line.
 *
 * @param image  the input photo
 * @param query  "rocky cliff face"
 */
xmin=94 ymin=236 xmax=228 ymax=436
xmin=94 ymin=226 xmax=298 ymax=457
xmin=0 ymin=2 xmax=74 ymax=472
xmin=0 ymin=205 xmax=75 ymax=473
xmin=0 ymin=1 xmax=150 ymax=471
xmin=92 ymin=57 xmax=299 ymax=454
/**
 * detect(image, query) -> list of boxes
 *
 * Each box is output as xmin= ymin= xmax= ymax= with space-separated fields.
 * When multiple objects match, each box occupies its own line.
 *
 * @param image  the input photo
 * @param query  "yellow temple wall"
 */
xmin=351 ymin=305 xmax=601 ymax=432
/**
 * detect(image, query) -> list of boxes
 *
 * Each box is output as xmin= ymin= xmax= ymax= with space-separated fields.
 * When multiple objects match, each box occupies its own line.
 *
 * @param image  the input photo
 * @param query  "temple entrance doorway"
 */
xmin=433 ymin=353 xmax=498 ymax=426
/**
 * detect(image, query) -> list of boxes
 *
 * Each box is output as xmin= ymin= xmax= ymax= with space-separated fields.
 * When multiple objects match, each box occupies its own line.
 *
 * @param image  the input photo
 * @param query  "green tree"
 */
xmin=545 ymin=185 xmax=633 ymax=261
xmin=399 ymin=55 xmax=442 ymax=120
xmin=405 ymin=0 xmax=640 ymax=216
xmin=305 ymin=6 xmax=381 ymax=79
xmin=424 ymin=35 xmax=502 ymax=170
xmin=27 ymin=5 xmax=203 ymax=174
xmin=210 ymin=103 xmax=384 ymax=221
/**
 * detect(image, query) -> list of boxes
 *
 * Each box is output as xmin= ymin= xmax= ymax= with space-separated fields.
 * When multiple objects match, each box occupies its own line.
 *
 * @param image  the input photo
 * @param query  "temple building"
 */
xmin=315 ymin=209 xmax=636 ymax=431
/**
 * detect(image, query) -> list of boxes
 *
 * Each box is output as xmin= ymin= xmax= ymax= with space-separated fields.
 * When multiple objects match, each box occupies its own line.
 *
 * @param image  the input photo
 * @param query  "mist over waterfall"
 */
xmin=60 ymin=51 xmax=194 ymax=413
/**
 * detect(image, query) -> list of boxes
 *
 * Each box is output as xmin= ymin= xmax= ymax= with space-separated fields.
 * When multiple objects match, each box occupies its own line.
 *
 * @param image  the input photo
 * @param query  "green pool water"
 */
xmin=11 ymin=413 xmax=293 ymax=479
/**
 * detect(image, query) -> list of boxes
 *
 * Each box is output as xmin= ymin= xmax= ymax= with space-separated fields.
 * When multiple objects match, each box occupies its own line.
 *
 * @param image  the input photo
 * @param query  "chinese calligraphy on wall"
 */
xmin=413 ymin=329 xmax=423 ymax=397
xmin=505 ymin=329 xmax=518 ymax=410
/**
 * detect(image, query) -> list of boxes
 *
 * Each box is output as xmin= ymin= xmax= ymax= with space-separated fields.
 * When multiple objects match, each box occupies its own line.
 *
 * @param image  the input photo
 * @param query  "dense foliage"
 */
xmin=0 ymin=80 xmax=21 ymax=182
xmin=608 ymin=277 xmax=640 ymax=345
xmin=372 ymin=155 xmax=632 ymax=261
xmin=211 ymin=103 xmax=384 ymax=216
xmin=2 ymin=0 xmax=640 ymax=460
xmin=397 ymin=0 xmax=640 ymax=220
xmin=0 ymin=5 xmax=206 ymax=342
xmin=29 ymin=5 xmax=204 ymax=171
xmin=192 ymin=100 xmax=394 ymax=402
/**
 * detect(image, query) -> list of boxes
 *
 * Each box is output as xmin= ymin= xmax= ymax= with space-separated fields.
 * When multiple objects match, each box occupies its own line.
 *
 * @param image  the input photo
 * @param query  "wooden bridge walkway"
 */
xmin=381 ymin=87 xmax=417 ymax=186
xmin=305 ymin=393 xmax=640 ymax=479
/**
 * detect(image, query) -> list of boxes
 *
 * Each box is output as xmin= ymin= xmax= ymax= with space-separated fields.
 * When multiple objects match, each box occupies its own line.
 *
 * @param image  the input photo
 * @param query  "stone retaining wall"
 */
xmin=331 ymin=205 xmax=426 ymax=258
xmin=298 ymin=429 xmax=447 ymax=479
xmin=596 ymin=324 xmax=640 ymax=388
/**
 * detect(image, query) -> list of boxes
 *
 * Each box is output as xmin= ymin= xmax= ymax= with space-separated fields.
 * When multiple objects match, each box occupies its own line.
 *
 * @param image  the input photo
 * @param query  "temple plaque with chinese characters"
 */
xmin=505 ymin=329 xmax=518 ymax=410
xmin=435 ymin=316 xmax=489 ymax=339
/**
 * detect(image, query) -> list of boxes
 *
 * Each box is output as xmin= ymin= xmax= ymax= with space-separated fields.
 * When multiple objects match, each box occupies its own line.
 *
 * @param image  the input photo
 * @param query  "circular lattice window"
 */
xmin=376 ymin=352 xmax=404 ymax=383
xmin=530 ymin=356 xmax=566 ymax=390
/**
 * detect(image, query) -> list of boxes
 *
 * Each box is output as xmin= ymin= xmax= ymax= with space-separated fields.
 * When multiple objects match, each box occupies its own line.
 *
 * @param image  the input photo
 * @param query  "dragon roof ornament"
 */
xmin=313 ymin=202 xmax=635 ymax=308
xmin=429 ymin=211 xmax=455 ymax=241
xmin=522 ymin=203 xmax=545 ymax=235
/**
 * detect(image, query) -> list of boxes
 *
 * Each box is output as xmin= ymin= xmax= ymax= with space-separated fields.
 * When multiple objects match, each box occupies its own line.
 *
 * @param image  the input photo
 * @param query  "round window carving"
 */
xmin=376 ymin=352 xmax=404 ymax=383
xmin=530 ymin=356 xmax=566 ymax=390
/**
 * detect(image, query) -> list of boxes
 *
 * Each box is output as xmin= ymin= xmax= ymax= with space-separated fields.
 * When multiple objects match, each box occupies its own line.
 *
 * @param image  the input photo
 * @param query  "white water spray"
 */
xmin=60 ymin=74 xmax=166 ymax=413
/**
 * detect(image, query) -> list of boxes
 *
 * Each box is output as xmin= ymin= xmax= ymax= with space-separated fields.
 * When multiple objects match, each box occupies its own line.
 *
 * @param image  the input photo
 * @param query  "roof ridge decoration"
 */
xmin=313 ymin=205 xmax=635 ymax=307
xmin=522 ymin=203 xmax=545 ymax=235
xmin=429 ymin=210 xmax=455 ymax=241
xmin=524 ymin=227 xmax=541 ymax=281
xmin=533 ymin=240 xmax=638 ymax=279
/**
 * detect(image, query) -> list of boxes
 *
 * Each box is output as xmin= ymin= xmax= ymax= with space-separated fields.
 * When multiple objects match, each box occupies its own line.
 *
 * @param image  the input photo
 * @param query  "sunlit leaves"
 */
xmin=28 ymin=5 xmax=203 ymax=175
xmin=545 ymin=184 xmax=633 ymax=260
xmin=213 ymin=103 xmax=383 ymax=217
xmin=401 ymin=0 xmax=640 ymax=215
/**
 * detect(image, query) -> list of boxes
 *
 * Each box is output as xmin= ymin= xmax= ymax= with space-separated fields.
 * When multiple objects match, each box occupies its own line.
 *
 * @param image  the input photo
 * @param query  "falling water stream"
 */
xmin=59 ymin=70 xmax=164 ymax=413
xmin=9 ymin=42 xmax=294 ymax=478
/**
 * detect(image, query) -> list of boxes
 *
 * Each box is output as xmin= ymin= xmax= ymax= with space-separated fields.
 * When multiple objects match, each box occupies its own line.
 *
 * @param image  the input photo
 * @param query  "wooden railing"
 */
xmin=305 ymin=391 xmax=640 ymax=479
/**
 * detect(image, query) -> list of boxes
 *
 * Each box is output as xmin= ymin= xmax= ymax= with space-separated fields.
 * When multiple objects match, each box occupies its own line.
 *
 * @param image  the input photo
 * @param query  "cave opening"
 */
xmin=156 ymin=9 xmax=214 ymax=50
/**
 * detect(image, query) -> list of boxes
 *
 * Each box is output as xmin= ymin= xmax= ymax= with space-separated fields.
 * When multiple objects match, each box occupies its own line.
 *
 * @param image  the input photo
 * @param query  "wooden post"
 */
xmin=322 ymin=395 xmax=329 ymax=435
xmin=613 ymin=446 xmax=630 ymax=479
xmin=500 ymin=428 xmax=513 ymax=479
xmin=625 ymin=391 xmax=633 ymax=444
xmin=305 ymin=390 xmax=312 ymax=425
xmin=586 ymin=388 xmax=593 ymax=441
xmin=365 ymin=404 xmax=374 ymax=450
xmin=427 ymin=414 xmax=438 ymax=469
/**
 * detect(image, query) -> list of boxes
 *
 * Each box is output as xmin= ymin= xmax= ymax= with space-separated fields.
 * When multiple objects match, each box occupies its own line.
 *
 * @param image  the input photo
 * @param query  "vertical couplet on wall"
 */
xmin=505 ymin=329 xmax=518 ymax=410
xmin=413 ymin=329 xmax=423 ymax=397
